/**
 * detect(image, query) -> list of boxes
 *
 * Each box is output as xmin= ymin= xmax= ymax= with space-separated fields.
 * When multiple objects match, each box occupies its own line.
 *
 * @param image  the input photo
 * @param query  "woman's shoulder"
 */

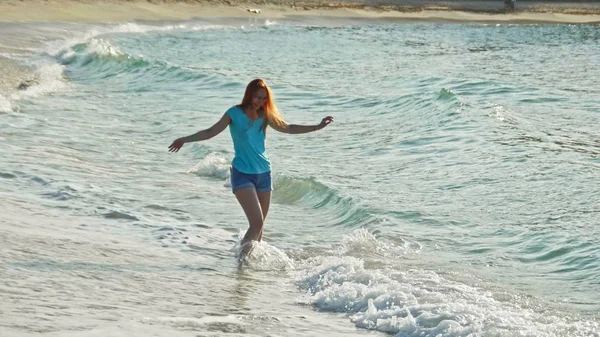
xmin=226 ymin=105 xmax=243 ymax=116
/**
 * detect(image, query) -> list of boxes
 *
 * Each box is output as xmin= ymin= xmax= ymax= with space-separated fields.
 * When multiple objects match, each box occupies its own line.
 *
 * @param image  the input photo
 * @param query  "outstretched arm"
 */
xmin=271 ymin=116 xmax=334 ymax=134
xmin=168 ymin=113 xmax=231 ymax=152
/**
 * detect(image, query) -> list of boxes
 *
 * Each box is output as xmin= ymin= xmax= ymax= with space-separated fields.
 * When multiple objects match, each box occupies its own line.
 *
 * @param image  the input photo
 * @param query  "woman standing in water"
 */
xmin=168 ymin=79 xmax=334 ymax=251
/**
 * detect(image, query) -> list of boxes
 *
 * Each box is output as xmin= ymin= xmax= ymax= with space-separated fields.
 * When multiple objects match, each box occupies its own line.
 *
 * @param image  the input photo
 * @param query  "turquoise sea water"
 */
xmin=1 ymin=18 xmax=599 ymax=337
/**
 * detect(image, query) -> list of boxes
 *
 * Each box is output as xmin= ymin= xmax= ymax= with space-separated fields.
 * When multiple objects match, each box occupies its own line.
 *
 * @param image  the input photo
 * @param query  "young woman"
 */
xmin=168 ymin=78 xmax=334 ymax=252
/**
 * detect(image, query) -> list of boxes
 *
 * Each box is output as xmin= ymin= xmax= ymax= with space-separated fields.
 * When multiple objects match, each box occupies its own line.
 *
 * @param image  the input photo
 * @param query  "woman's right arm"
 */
xmin=168 ymin=113 xmax=231 ymax=152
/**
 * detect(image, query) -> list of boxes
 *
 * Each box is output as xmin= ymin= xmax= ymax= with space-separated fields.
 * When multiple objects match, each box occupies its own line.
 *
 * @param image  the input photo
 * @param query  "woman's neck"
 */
xmin=244 ymin=107 xmax=258 ymax=115
xmin=243 ymin=106 xmax=261 ymax=117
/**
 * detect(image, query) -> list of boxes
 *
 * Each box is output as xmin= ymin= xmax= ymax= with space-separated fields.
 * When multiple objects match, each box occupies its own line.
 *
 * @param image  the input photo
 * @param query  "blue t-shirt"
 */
xmin=226 ymin=106 xmax=271 ymax=174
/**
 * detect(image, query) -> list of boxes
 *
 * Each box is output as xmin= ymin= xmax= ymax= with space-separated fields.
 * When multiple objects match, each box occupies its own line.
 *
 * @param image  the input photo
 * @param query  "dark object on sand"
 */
xmin=17 ymin=79 xmax=38 ymax=90
xmin=504 ymin=0 xmax=516 ymax=13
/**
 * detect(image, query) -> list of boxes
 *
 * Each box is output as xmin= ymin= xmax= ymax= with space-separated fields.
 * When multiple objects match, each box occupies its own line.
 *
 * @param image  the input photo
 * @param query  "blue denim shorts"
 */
xmin=230 ymin=166 xmax=272 ymax=193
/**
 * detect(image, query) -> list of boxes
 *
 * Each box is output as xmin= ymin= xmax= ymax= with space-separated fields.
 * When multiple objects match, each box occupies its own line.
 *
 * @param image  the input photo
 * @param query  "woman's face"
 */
xmin=251 ymin=88 xmax=268 ymax=111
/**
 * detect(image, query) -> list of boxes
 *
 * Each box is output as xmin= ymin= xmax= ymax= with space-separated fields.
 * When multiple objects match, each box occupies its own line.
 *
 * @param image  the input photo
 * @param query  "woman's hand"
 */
xmin=318 ymin=116 xmax=334 ymax=130
xmin=168 ymin=138 xmax=185 ymax=152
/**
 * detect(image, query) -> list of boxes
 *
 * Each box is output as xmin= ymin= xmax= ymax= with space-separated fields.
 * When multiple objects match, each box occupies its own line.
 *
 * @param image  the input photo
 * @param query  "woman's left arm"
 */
xmin=271 ymin=116 xmax=334 ymax=134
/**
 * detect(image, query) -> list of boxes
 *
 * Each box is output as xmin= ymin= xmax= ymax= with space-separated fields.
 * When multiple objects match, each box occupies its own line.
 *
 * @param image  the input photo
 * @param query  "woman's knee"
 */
xmin=248 ymin=216 xmax=264 ymax=229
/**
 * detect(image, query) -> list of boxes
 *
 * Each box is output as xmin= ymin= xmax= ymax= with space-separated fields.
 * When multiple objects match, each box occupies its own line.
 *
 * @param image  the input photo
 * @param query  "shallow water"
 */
xmin=1 ymin=18 xmax=599 ymax=337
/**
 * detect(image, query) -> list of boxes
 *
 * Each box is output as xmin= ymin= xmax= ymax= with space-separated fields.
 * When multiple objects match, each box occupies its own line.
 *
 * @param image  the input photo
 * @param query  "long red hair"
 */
xmin=239 ymin=79 xmax=286 ymax=132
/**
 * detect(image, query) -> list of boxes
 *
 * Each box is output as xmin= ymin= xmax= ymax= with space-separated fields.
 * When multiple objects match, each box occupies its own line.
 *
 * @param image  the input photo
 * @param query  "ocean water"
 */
xmin=1 ymin=17 xmax=599 ymax=337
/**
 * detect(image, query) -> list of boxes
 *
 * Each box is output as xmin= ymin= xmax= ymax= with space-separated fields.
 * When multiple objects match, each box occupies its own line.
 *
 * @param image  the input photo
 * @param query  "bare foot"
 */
xmin=236 ymin=240 xmax=256 ymax=265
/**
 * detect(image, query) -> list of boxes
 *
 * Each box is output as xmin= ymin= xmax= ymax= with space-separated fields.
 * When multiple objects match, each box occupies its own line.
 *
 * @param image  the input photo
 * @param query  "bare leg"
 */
xmin=257 ymin=191 xmax=271 ymax=241
xmin=234 ymin=187 xmax=264 ymax=246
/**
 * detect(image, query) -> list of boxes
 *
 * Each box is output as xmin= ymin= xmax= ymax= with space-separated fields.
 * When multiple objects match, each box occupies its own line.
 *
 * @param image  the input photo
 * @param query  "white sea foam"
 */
xmin=18 ymin=63 xmax=66 ymax=97
xmin=234 ymin=231 xmax=295 ymax=271
xmin=45 ymin=22 xmax=235 ymax=58
xmin=295 ymin=230 xmax=599 ymax=337
xmin=85 ymin=38 xmax=126 ymax=58
xmin=3 ymin=62 xmax=67 ymax=112
xmin=0 ymin=94 xmax=12 ymax=113
xmin=188 ymin=152 xmax=231 ymax=187
xmin=337 ymin=228 xmax=420 ymax=257
xmin=489 ymin=103 xmax=519 ymax=124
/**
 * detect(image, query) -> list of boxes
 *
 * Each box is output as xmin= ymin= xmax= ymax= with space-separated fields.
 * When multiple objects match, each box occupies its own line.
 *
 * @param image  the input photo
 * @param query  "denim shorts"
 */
xmin=230 ymin=166 xmax=272 ymax=193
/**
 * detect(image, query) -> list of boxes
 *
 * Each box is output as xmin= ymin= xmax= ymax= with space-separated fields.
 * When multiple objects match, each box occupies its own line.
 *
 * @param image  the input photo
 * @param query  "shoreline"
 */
xmin=1 ymin=0 xmax=600 ymax=24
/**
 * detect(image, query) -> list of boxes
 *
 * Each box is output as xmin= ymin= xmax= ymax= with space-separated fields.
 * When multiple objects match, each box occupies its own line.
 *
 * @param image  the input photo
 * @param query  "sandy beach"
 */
xmin=1 ymin=0 xmax=600 ymax=24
